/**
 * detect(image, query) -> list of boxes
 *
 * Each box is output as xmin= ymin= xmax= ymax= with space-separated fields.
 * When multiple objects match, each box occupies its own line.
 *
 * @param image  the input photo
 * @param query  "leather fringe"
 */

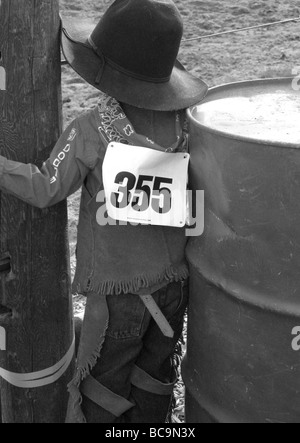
xmin=73 ymin=264 xmax=189 ymax=296
xmin=65 ymin=296 xmax=109 ymax=423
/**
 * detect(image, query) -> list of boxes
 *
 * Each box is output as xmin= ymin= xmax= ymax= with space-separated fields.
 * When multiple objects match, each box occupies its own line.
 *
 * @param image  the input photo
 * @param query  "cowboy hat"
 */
xmin=61 ymin=0 xmax=208 ymax=111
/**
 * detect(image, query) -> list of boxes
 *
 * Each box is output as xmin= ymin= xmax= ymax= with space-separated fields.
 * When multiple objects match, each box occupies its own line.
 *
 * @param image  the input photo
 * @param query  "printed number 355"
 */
xmin=112 ymin=171 xmax=173 ymax=214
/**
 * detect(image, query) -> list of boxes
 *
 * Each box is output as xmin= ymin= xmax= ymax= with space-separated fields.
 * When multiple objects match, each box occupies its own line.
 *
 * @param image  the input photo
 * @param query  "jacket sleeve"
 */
xmin=0 ymin=118 xmax=93 ymax=209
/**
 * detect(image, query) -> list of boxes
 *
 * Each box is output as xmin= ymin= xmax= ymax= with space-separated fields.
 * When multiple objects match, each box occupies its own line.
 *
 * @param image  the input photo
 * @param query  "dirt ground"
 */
xmin=59 ymin=0 xmax=300 ymax=422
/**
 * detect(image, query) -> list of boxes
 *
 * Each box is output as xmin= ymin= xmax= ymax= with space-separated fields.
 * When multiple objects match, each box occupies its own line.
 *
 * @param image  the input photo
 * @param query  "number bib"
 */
xmin=103 ymin=142 xmax=190 ymax=227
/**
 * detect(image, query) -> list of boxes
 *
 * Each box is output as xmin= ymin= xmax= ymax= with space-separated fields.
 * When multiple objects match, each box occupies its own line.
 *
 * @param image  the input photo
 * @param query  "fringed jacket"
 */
xmin=0 ymin=94 xmax=189 ymax=296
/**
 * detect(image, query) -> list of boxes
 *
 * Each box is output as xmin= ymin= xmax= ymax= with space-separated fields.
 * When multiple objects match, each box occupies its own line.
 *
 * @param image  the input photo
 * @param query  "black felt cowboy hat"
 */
xmin=61 ymin=0 xmax=208 ymax=111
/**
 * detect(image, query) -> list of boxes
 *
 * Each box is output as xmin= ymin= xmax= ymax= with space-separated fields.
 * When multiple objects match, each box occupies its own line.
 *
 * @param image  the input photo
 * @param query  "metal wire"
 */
xmin=61 ymin=16 xmax=300 ymax=64
xmin=182 ymin=16 xmax=300 ymax=43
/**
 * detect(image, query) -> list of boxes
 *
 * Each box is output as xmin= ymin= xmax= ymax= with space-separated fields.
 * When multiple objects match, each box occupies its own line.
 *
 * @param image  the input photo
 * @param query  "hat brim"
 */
xmin=61 ymin=16 xmax=208 ymax=111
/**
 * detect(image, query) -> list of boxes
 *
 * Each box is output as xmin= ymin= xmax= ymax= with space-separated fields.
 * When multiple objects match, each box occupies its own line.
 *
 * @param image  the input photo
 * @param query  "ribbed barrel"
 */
xmin=183 ymin=79 xmax=300 ymax=423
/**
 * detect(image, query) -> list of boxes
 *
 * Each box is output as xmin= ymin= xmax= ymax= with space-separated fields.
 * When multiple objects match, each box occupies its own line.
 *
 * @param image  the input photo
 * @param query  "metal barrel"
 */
xmin=183 ymin=78 xmax=300 ymax=424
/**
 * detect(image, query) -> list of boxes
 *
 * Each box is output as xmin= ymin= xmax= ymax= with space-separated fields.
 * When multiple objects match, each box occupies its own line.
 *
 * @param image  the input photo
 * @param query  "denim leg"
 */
xmin=126 ymin=281 xmax=189 ymax=423
xmin=81 ymin=282 xmax=188 ymax=423
xmin=81 ymin=292 xmax=149 ymax=423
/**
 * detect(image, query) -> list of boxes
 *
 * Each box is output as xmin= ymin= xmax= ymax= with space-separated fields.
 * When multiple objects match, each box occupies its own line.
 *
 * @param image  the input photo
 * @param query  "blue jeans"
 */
xmin=81 ymin=280 xmax=188 ymax=423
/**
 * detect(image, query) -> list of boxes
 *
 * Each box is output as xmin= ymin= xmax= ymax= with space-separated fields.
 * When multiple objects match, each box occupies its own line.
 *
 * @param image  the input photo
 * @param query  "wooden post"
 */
xmin=0 ymin=0 xmax=74 ymax=423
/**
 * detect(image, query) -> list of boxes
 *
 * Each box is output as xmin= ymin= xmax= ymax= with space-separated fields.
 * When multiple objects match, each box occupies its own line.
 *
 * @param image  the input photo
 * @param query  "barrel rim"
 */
xmin=188 ymin=77 xmax=300 ymax=150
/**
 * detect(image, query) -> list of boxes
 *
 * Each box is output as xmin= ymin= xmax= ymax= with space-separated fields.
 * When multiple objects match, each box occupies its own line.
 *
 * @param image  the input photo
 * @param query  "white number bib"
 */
xmin=102 ymin=142 xmax=190 ymax=227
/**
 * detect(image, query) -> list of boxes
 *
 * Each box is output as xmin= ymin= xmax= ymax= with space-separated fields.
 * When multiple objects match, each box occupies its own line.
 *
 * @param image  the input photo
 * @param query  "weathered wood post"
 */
xmin=0 ymin=0 xmax=74 ymax=423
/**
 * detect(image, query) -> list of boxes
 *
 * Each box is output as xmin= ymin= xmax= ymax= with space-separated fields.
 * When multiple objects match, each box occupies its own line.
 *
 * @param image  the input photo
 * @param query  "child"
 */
xmin=0 ymin=0 xmax=207 ymax=423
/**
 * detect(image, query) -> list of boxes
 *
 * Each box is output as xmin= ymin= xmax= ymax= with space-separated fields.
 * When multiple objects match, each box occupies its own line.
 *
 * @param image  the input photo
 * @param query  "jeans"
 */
xmin=81 ymin=280 xmax=189 ymax=423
